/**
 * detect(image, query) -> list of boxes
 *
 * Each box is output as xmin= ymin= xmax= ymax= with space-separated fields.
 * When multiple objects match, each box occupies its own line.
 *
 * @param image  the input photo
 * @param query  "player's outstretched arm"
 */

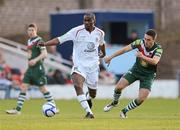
xmin=104 ymin=44 xmax=132 ymax=65
xmin=38 ymin=38 xmax=60 ymax=46
xmin=109 ymin=44 xmax=132 ymax=60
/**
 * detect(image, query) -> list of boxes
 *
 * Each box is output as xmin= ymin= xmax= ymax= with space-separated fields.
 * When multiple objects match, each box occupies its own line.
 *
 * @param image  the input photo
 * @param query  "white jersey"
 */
xmin=58 ymin=25 xmax=105 ymax=69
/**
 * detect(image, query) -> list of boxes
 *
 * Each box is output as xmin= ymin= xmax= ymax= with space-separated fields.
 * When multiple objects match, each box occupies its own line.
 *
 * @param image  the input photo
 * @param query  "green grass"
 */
xmin=0 ymin=99 xmax=180 ymax=130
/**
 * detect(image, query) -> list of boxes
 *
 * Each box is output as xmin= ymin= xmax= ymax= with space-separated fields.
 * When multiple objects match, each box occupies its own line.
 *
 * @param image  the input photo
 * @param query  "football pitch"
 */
xmin=0 ymin=99 xmax=180 ymax=130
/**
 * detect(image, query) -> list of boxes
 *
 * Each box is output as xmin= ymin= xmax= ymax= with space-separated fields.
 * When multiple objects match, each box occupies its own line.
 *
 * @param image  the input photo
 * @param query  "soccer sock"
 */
xmin=77 ymin=94 xmax=93 ymax=114
xmin=16 ymin=92 xmax=26 ymax=111
xmin=112 ymin=88 xmax=121 ymax=104
xmin=43 ymin=92 xmax=55 ymax=104
xmin=122 ymin=99 xmax=141 ymax=113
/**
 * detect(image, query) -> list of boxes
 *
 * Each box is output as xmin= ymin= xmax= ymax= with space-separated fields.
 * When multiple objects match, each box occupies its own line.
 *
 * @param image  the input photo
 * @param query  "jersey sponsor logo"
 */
xmin=84 ymin=42 xmax=96 ymax=52
xmin=141 ymin=60 xmax=148 ymax=67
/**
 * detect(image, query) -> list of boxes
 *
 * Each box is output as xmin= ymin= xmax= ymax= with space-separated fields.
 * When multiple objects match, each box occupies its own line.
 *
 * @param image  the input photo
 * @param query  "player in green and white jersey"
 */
xmin=6 ymin=23 xmax=57 ymax=115
xmin=103 ymin=29 xmax=163 ymax=118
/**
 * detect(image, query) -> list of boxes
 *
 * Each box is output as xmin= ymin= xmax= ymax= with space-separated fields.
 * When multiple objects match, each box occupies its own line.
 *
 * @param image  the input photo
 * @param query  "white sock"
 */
xmin=77 ymin=94 xmax=93 ymax=114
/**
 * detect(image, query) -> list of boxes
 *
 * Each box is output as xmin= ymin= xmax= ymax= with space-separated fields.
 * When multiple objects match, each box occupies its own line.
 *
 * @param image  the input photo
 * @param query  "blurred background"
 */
xmin=0 ymin=0 xmax=180 ymax=99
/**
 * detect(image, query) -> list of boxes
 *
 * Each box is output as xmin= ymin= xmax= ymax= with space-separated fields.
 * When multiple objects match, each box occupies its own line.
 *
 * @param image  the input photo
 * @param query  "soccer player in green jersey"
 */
xmin=103 ymin=29 xmax=163 ymax=119
xmin=6 ymin=23 xmax=57 ymax=115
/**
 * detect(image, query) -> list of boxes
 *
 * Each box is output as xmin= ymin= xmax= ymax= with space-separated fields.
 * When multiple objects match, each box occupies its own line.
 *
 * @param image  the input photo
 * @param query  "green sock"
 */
xmin=16 ymin=92 xmax=26 ymax=111
xmin=122 ymin=99 xmax=141 ymax=113
xmin=43 ymin=92 xmax=55 ymax=104
xmin=112 ymin=89 xmax=121 ymax=104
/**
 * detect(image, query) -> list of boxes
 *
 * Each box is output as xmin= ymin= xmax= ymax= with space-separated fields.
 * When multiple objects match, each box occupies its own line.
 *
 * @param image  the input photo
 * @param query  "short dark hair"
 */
xmin=145 ymin=29 xmax=157 ymax=39
xmin=84 ymin=12 xmax=96 ymax=20
xmin=28 ymin=23 xmax=37 ymax=30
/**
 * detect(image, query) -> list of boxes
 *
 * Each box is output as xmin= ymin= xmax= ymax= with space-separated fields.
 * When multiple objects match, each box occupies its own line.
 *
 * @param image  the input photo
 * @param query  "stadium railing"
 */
xmin=0 ymin=37 xmax=72 ymax=98
xmin=0 ymin=37 xmax=72 ymax=73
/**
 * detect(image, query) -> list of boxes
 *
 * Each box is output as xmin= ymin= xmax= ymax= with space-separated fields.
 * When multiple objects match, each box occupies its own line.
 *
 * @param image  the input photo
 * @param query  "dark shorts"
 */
xmin=23 ymin=65 xmax=47 ymax=86
xmin=123 ymin=69 xmax=156 ymax=91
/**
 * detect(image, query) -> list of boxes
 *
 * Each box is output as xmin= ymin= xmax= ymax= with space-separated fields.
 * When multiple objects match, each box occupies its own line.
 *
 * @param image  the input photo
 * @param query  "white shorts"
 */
xmin=71 ymin=65 xmax=99 ymax=90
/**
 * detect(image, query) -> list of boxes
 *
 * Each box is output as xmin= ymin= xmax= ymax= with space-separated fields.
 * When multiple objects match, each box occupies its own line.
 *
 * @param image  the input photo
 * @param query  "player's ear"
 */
xmin=94 ymin=19 xmax=96 ymax=24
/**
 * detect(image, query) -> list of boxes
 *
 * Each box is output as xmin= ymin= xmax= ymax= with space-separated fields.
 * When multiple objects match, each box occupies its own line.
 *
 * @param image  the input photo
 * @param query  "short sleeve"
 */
xmin=99 ymin=31 xmax=105 ymax=46
xmin=154 ymin=47 xmax=163 ymax=57
xmin=131 ymin=39 xmax=141 ymax=49
xmin=38 ymin=38 xmax=46 ymax=50
xmin=57 ymin=28 xmax=76 ymax=44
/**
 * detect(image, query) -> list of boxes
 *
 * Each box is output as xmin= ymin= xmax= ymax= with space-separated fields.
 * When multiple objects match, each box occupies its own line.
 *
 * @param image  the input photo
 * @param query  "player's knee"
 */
xmin=116 ymin=83 xmax=127 ymax=91
xmin=74 ymin=84 xmax=82 ymax=89
xmin=74 ymin=85 xmax=83 ymax=94
xmin=73 ymin=80 xmax=82 ymax=88
xmin=20 ymin=85 xmax=28 ymax=92
xmin=39 ymin=86 xmax=47 ymax=93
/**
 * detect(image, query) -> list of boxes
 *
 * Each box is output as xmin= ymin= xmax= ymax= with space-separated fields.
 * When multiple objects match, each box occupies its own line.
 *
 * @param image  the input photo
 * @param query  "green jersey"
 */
xmin=27 ymin=36 xmax=46 ymax=67
xmin=23 ymin=36 xmax=47 ymax=86
xmin=131 ymin=39 xmax=163 ymax=76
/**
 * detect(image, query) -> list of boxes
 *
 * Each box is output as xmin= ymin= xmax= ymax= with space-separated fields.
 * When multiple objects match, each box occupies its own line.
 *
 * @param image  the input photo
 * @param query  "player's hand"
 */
xmin=136 ymin=51 xmax=144 ymax=59
xmin=37 ymin=41 xmax=45 ymax=46
xmin=28 ymin=59 xmax=37 ymax=66
xmin=104 ymin=56 xmax=112 ymax=65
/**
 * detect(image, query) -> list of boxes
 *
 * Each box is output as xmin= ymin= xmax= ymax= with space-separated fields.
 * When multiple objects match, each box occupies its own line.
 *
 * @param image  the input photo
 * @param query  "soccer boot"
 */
xmin=103 ymin=101 xmax=118 ymax=112
xmin=55 ymin=108 xmax=60 ymax=114
xmin=6 ymin=109 xmax=21 ymax=115
xmin=120 ymin=110 xmax=127 ymax=119
xmin=84 ymin=112 xmax=94 ymax=119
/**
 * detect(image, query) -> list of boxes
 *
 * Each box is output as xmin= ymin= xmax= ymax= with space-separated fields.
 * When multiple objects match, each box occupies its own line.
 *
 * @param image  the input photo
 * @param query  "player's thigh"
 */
xmin=71 ymin=66 xmax=86 ymax=87
xmin=117 ymin=71 xmax=137 ymax=89
xmin=71 ymin=73 xmax=85 ymax=87
xmin=139 ymin=75 xmax=155 ymax=91
xmin=22 ymin=68 xmax=32 ymax=85
xmin=33 ymin=66 xmax=47 ymax=86
xmin=86 ymin=69 xmax=99 ymax=90
xmin=33 ymin=75 xmax=47 ymax=87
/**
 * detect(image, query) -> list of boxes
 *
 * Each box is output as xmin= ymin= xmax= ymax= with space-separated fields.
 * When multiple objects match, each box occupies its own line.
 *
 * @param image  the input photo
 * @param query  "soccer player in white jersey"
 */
xmin=38 ymin=12 xmax=106 ymax=119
